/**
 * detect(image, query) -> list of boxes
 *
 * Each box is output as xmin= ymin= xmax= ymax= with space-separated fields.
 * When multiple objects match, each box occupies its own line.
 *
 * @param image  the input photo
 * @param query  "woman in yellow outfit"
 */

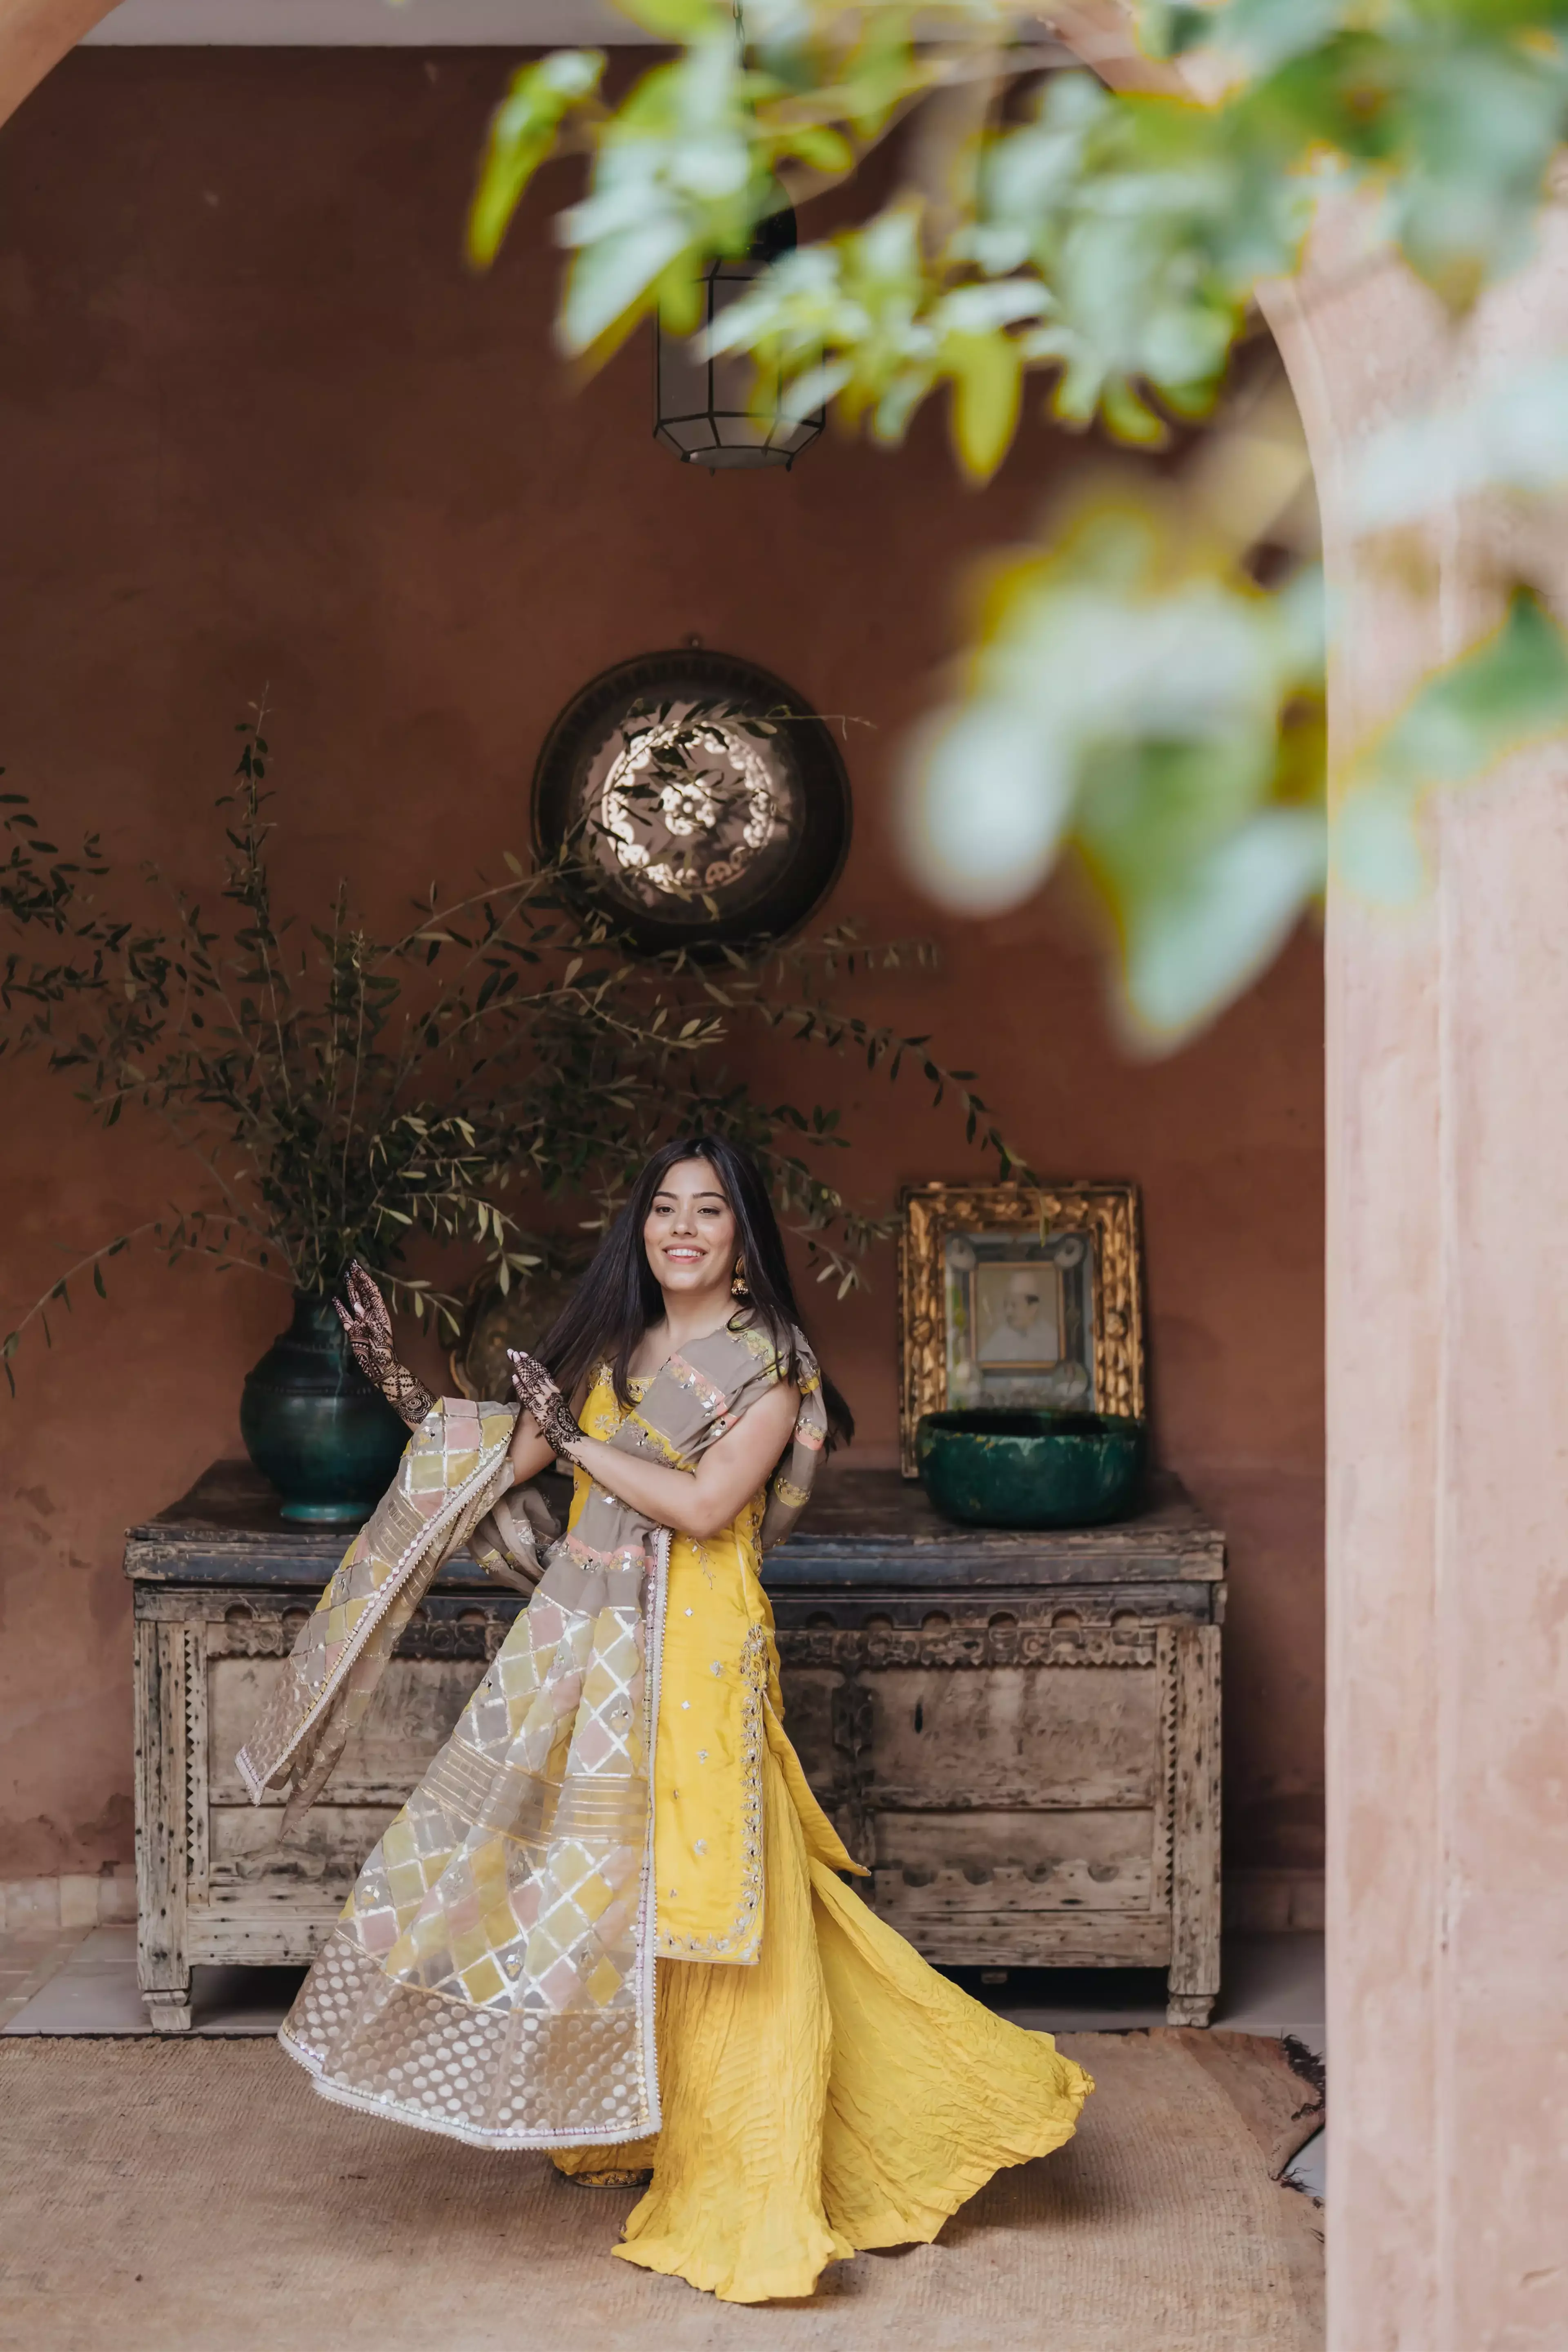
xmin=240 ymin=1137 xmax=1091 ymax=2307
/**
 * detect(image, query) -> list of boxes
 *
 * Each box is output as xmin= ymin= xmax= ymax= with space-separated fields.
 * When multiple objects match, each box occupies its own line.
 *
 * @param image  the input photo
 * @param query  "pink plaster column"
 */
xmin=1052 ymin=27 xmax=1568 ymax=2328
xmin=1265 ymin=221 xmax=1568 ymax=2348
xmin=0 ymin=0 xmax=114 ymax=126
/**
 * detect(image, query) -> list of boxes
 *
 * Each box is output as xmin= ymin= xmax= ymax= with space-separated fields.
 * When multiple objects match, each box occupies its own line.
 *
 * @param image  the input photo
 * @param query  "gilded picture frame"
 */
xmin=897 ymin=1182 xmax=1146 ymax=1475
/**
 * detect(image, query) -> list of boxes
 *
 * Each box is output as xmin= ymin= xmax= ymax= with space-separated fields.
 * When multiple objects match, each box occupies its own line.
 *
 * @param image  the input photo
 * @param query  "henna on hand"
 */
xmin=334 ymin=1260 xmax=434 ymax=1429
xmin=506 ymin=1348 xmax=581 ymax=1456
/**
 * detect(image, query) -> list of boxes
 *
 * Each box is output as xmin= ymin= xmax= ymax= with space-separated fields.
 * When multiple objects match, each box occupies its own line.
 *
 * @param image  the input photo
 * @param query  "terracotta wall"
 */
xmin=0 ymin=49 xmax=1324 ymax=1883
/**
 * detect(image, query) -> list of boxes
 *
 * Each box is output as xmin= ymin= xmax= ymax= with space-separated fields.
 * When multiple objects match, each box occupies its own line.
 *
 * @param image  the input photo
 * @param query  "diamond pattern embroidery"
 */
xmin=264 ymin=1326 xmax=826 ymax=2149
xmin=237 ymin=1401 xmax=515 ymax=1799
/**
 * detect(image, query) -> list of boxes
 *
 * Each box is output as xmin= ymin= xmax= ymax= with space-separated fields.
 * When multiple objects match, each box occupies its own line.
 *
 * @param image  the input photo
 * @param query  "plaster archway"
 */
xmin=1047 ymin=26 xmax=1568 ymax=2347
xmin=1046 ymin=28 xmax=1568 ymax=2335
xmin=1264 ymin=227 xmax=1568 ymax=2352
xmin=0 ymin=0 xmax=115 ymax=128
xmin=922 ymin=20 xmax=1568 ymax=2340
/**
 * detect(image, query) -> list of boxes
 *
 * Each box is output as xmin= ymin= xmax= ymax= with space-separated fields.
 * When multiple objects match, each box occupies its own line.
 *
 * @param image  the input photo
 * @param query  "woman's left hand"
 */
xmin=507 ymin=1349 xmax=581 ymax=1457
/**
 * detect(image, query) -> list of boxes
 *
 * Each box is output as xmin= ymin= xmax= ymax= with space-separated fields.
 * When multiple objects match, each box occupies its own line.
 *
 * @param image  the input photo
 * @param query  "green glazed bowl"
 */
xmin=916 ymin=1409 xmax=1148 ymax=1530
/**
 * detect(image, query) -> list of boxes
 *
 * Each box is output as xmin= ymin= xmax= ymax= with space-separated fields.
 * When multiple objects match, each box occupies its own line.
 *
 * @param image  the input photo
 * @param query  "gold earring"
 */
xmin=731 ymin=1257 xmax=749 ymax=1299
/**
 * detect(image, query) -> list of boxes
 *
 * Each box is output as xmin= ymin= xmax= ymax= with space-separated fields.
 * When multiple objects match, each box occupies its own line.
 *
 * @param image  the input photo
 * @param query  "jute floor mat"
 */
xmin=0 ymin=2029 xmax=1323 ymax=2352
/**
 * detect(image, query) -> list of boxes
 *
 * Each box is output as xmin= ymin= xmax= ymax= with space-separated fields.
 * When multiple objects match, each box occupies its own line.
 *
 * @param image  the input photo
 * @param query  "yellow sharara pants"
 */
xmin=555 ymin=1712 xmax=1094 ymax=2303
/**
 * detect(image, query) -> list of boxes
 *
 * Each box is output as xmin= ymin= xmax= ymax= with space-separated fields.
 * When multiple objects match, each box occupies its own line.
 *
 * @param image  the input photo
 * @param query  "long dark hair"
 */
xmin=537 ymin=1135 xmax=853 ymax=1449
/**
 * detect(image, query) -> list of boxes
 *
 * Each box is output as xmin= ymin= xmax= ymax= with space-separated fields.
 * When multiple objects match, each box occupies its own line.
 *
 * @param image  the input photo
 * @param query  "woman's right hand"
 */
xmin=334 ymin=1261 xmax=434 ymax=1429
xmin=506 ymin=1349 xmax=582 ymax=1458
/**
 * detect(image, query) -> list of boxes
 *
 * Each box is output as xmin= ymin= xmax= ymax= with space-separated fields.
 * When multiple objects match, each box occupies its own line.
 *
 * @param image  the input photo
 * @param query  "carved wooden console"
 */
xmin=125 ymin=1461 xmax=1223 ymax=2031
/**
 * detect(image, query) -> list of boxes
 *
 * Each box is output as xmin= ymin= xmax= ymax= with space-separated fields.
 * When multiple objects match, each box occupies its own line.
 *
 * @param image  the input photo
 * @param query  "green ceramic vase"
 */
xmin=240 ymin=1291 xmax=410 ymax=1523
xmin=916 ymin=1408 xmax=1147 ymax=1529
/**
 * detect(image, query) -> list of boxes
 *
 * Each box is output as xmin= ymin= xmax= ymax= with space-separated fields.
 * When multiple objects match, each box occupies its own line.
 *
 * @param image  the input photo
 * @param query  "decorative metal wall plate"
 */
xmin=532 ymin=649 xmax=852 ymax=956
xmin=898 ymin=1182 xmax=1146 ymax=1476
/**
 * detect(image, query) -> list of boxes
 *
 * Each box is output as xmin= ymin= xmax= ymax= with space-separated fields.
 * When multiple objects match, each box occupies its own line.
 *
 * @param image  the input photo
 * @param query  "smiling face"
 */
xmin=642 ymin=1156 xmax=739 ymax=1306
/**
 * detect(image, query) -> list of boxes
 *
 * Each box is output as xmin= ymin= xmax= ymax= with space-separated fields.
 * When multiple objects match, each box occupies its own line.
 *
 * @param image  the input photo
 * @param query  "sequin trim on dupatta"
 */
xmin=236 ymin=1400 xmax=517 ymax=1806
xmin=243 ymin=1316 xmax=826 ymax=2152
xmin=277 ymin=1527 xmax=673 ymax=2149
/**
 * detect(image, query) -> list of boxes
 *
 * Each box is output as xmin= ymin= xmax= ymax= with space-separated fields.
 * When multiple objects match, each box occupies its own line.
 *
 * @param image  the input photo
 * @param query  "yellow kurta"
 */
xmin=577 ymin=1370 xmax=790 ymax=1962
xmin=558 ymin=1374 xmax=1094 ymax=2304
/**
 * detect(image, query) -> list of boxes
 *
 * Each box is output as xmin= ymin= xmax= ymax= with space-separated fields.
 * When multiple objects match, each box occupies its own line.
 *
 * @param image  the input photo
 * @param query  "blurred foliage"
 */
xmin=904 ymin=492 xmax=1327 ymax=1043
xmin=470 ymin=0 xmax=1568 ymax=436
xmin=463 ymin=0 xmax=1568 ymax=1044
xmin=0 ymin=720 xmax=1024 ymax=1388
xmin=1350 ymin=354 xmax=1568 ymax=531
xmin=1335 ymin=589 xmax=1568 ymax=903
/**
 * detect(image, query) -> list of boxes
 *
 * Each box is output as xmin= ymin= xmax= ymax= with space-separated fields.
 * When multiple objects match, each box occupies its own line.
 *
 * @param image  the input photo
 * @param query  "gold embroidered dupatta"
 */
xmin=236 ymin=1316 xmax=826 ymax=2151
xmin=236 ymin=1400 xmax=521 ymax=1823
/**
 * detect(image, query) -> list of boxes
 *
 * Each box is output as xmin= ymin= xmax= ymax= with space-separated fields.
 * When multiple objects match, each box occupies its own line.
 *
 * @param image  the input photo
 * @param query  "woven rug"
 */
xmin=0 ymin=2029 xmax=1323 ymax=2352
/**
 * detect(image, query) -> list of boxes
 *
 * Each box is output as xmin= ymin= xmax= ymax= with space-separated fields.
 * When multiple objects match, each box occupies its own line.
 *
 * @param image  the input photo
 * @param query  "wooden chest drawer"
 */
xmin=127 ymin=1462 xmax=1223 ymax=2029
xmin=771 ymin=1596 xmax=1219 ymax=1995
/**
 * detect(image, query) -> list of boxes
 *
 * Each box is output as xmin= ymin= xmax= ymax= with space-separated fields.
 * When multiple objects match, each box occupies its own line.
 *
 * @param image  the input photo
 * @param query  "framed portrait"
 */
xmin=898 ymin=1182 xmax=1146 ymax=1474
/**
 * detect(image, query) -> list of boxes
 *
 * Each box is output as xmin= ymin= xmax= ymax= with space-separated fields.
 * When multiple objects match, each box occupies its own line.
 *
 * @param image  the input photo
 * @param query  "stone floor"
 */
xmin=0 ymin=1927 xmax=100 ymax=2031
xmin=0 ymin=1922 xmax=1327 ymax=2200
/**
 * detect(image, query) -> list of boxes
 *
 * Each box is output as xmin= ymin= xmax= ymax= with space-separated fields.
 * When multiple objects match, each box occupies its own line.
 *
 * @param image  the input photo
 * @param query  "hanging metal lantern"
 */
xmin=653 ymin=207 xmax=824 ymax=471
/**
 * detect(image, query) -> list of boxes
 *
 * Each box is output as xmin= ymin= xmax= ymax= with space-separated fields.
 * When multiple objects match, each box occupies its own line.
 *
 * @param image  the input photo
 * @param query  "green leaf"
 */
xmin=467 ymin=51 xmax=605 ymax=271
xmin=1336 ymin=589 xmax=1568 ymax=903
xmin=1386 ymin=43 xmax=1568 ymax=310
xmin=1117 ymin=806 xmax=1326 ymax=1044
xmin=840 ymin=7 xmax=920 ymax=140
xmin=611 ymin=0 xmax=725 ymax=39
xmin=1350 ymin=354 xmax=1568 ymax=530
xmin=782 ymin=124 xmax=853 ymax=175
xmin=653 ymin=253 xmax=706 ymax=338
xmin=561 ymin=218 xmax=695 ymax=354
xmin=1100 ymin=378 xmax=1171 ymax=449
xmin=946 ymin=332 xmax=1022 ymax=484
